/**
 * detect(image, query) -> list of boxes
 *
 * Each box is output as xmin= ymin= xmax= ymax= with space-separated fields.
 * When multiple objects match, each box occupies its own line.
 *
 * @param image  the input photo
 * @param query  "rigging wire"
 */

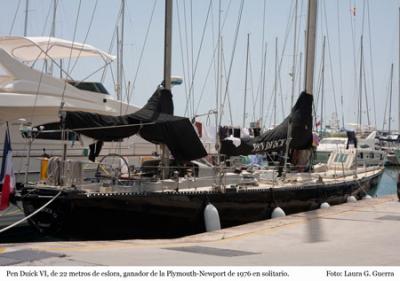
xmin=183 ymin=0 xmax=192 ymax=116
xmin=357 ymin=35 xmax=363 ymax=129
xmin=28 ymin=0 xmax=64 ymax=131
xmin=277 ymin=0 xmax=296 ymax=118
xmin=259 ymin=0 xmax=267 ymax=129
xmin=190 ymin=0 xmax=195 ymax=117
xmin=100 ymin=13 xmax=119 ymax=83
xmin=359 ymin=0 xmax=370 ymax=127
xmin=366 ymin=0 xmax=377 ymax=129
xmin=322 ymin=0 xmax=339 ymax=129
xmin=211 ymin=0 xmax=218 ymax=116
xmin=64 ymin=0 xmax=82 ymax=77
xmin=382 ymin=66 xmax=392 ymax=130
xmin=290 ymin=0 xmax=299 ymax=109
xmin=219 ymin=0 xmax=245 ymax=126
xmin=56 ymin=0 xmax=82 ymax=117
xmin=252 ymin=46 xmax=264 ymax=124
xmin=248 ymin=44 xmax=257 ymax=122
xmin=349 ymin=0 xmax=359 ymax=124
xmin=40 ymin=1 xmax=54 ymax=36
xmin=336 ymin=0 xmax=345 ymax=129
xmin=194 ymin=46 xmax=218 ymax=115
xmin=362 ymin=60 xmax=371 ymax=126
xmin=184 ymin=0 xmax=213 ymax=117
xmin=176 ymin=0 xmax=191 ymax=112
xmin=194 ymin=2 xmax=224 ymax=117
xmin=8 ymin=0 xmax=22 ymax=35
xmin=69 ymin=0 xmax=99 ymax=75
xmin=314 ymin=38 xmax=325 ymax=131
xmin=263 ymin=0 xmax=296 ymax=128
xmin=193 ymin=0 xmax=233 ymax=118
xmin=221 ymin=40 xmax=233 ymax=125
xmin=128 ymin=0 xmax=158 ymax=106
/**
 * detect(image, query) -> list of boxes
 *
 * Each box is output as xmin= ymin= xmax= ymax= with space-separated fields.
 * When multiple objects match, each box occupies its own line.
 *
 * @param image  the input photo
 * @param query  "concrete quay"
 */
xmin=0 ymin=194 xmax=399 ymax=266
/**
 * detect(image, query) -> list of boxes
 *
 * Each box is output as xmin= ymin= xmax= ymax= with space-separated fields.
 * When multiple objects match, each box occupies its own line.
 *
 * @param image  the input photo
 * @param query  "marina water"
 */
xmin=374 ymin=167 xmax=399 ymax=197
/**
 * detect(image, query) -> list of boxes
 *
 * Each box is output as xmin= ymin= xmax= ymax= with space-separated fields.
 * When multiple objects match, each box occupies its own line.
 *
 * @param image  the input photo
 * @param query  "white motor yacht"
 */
xmin=0 ymin=36 xmax=157 ymax=181
xmin=315 ymin=131 xmax=385 ymax=166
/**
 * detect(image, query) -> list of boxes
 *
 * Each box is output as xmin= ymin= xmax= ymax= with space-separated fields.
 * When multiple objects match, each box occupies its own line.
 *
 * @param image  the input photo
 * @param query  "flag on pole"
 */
xmin=0 ymin=123 xmax=15 ymax=210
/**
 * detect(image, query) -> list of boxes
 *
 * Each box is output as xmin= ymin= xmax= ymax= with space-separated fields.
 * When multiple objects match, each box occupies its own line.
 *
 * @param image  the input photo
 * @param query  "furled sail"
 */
xmin=37 ymin=88 xmax=208 ymax=161
xmin=220 ymin=91 xmax=313 ymax=156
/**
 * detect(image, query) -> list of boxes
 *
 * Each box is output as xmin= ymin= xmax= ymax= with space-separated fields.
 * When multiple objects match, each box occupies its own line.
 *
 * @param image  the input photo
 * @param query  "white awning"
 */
xmin=0 ymin=36 xmax=115 ymax=62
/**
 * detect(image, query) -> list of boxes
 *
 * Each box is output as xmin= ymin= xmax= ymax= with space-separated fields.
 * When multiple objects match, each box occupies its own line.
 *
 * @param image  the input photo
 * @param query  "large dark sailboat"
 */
xmin=17 ymin=0 xmax=383 ymax=239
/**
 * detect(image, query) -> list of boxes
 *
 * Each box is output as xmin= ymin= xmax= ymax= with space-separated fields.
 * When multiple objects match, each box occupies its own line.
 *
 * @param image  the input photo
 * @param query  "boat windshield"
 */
xmin=320 ymin=139 xmax=346 ymax=145
xmin=333 ymin=153 xmax=348 ymax=163
xmin=67 ymin=81 xmax=109 ymax=95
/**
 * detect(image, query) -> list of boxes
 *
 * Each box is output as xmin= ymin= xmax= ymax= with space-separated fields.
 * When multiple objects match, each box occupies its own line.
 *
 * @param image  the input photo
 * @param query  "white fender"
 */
xmin=204 ymin=203 xmax=221 ymax=232
xmin=320 ymin=202 xmax=330 ymax=209
xmin=347 ymin=196 xmax=357 ymax=203
xmin=271 ymin=207 xmax=286 ymax=218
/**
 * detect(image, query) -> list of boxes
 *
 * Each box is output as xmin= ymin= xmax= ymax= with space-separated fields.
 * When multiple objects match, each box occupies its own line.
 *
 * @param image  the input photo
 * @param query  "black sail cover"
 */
xmin=62 ymin=88 xmax=207 ymax=161
xmin=220 ymin=91 xmax=313 ymax=156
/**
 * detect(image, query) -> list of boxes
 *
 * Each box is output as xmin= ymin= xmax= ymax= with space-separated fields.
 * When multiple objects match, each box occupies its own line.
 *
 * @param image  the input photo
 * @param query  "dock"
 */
xmin=1 ymin=194 xmax=399 ymax=266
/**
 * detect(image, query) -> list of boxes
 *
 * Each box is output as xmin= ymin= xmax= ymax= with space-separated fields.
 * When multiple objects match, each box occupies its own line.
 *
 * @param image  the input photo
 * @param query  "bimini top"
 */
xmin=0 ymin=36 xmax=115 ymax=62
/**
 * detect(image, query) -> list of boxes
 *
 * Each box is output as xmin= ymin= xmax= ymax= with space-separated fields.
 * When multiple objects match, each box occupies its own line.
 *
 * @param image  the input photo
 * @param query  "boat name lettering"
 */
xmin=252 ymin=139 xmax=286 ymax=152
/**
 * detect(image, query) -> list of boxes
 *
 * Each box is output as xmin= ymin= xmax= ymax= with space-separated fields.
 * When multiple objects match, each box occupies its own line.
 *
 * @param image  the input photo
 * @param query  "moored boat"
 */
xmin=19 ymin=148 xmax=383 ymax=239
xmin=8 ymin=0 xmax=383 ymax=240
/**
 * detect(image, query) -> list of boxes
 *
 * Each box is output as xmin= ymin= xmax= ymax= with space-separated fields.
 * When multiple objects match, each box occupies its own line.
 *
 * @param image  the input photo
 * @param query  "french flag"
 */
xmin=0 ymin=124 xmax=15 ymax=211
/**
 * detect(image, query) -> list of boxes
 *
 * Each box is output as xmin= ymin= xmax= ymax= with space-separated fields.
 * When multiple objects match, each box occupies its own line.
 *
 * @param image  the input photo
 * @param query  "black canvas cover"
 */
xmin=39 ymin=88 xmax=207 ymax=161
xmin=220 ymin=91 xmax=313 ymax=156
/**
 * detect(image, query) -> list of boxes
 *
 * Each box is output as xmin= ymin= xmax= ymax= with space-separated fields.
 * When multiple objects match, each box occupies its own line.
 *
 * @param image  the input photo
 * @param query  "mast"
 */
xmin=116 ymin=0 xmax=125 ymax=102
xmin=161 ymin=0 xmax=173 ymax=179
xmin=298 ymin=52 xmax=303 ymax=95
xmin=320 ymin=36 xmax=326 ymax=133
xmin=398 ymin=7 xmax=400 ymax=133
xmin=283 ymin=0 xmax=317 ymax=176
xmin=120 ymin=0 xmax=125 ymax=100
xmin=116 ymin=28 xmax=121 ymax=100
xmin=389 ymin=63 xmax=394 ymax=133
xmin=49 ymin=0 xmax=58 ymax=75
xmin=290 ymin=0 xmax=299 ymax=108
xmin=242 ymin=33 xmax=250 ymax=128
xmin=215 ymin=0 xmax=222 ymax=170
xmin=358 ymin=35 xmax=364 ymax=132
xmin=24 ymin=0 xmax=29 ymax=36
xmin=51 ymin=0 xmax=57 ymax=37
xmin=304 ymin=0 xmax=318 ymax=95
xmin=259 ymin=0 xmax=267 ymax=130
xmin=163 ymin=0 xmax=173 ymax=90
xmin=273 ymin=37 xmax=278 ymax=127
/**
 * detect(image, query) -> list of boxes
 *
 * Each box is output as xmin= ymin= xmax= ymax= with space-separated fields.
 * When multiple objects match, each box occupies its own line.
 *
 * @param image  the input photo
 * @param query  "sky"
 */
xmin=1 ymin=0 xmax=400 ymax=132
